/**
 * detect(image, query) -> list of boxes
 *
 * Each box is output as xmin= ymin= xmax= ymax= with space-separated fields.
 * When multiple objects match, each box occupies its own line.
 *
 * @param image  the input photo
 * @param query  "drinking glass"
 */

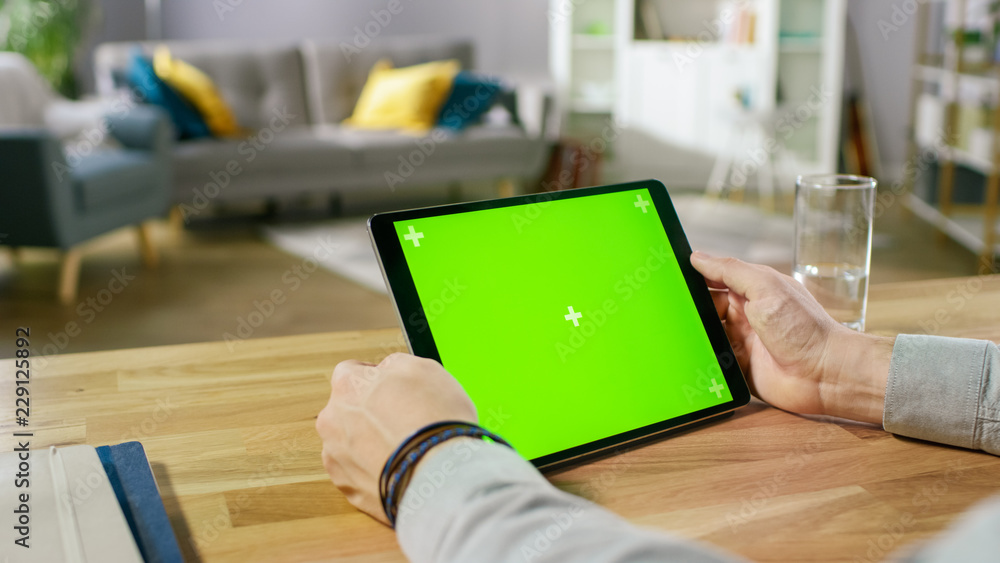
xmin=793 ymin=174 xmax=877 ymax=331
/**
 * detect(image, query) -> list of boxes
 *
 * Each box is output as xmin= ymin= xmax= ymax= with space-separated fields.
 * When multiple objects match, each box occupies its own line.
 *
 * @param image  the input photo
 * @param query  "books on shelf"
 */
xmin=722 ymin=2 xmax=758 ymax=45
xmin=635 ymin=0 xmax=756 ymax=44
xmin=637 ymin=0 xmax=664 ymax=40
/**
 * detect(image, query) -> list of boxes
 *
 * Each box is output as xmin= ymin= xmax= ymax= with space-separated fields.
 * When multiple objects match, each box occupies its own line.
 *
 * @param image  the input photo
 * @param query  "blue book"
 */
xmin=96 ymin=442 xmax=183 ymax=563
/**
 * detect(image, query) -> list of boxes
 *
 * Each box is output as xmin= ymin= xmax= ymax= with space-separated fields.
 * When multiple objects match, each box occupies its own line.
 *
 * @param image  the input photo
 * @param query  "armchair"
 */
xmin=0 ymin=102 xmax=173 ymax=305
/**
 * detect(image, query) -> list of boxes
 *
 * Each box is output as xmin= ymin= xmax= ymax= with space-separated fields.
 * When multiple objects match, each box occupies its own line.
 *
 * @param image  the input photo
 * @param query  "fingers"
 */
xmin=709 ymin=289 xmax=729 ymax=320
xmin=704 ymin=278 xmax=729 ymax=290
xmin=722 ymin=291 xmax=755 ymax=352
xmin=690 ymin=251 xmax=782 ymax=303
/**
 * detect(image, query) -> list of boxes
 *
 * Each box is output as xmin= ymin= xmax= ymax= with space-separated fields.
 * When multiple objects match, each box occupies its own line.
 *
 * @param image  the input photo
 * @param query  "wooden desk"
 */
xmin=3 ymin=275 xmax=1000 ymax=562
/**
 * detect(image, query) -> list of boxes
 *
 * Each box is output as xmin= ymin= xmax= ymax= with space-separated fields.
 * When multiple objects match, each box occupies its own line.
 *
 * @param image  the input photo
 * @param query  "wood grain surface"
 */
xmin=3 ymin=276 xmax=1000 ymax=562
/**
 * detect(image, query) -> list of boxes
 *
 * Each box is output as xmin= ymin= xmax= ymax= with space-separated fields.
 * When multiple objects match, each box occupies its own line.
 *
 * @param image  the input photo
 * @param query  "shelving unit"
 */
xmin=774 ymin=0 xmax=845 ymax=173
xmin=549 ymin=0 xmax=618 ymax=139
xmin=548 ymin=0 xmax=845 ymax=190
xmin=904 ymin=0 xmax=1000 ymax=266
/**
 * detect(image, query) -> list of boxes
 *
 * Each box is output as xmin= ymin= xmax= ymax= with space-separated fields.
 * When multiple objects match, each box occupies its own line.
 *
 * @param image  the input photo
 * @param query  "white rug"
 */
xmin=261 ymin=195 xmax=793 ymax=296
xmin=671 ymin=196 xmax=794 ymax=265
xmin=262 ymin=219 xmax=389 ymax=294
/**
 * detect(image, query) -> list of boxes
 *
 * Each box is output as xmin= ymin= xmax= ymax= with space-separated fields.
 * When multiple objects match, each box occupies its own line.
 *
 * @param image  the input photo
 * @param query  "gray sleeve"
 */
xmin=883 ymin=334 xmax=1000 ymax=455
xmin=395 ymin=439 xmax=744 ymax=563
xmin=883 ymin=335 xmax=1000 ymax=562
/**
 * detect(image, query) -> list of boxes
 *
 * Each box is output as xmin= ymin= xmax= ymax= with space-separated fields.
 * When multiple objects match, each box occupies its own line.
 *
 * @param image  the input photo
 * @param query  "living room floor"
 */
xmin=0 ymin=195 xmax=983 ymax=359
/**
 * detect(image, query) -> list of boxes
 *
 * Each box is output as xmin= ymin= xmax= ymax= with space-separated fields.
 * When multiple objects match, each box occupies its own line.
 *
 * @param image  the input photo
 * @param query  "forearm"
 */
xmin=396 ymin=440 xmax=742 ymax=563
xmin=824 ymin=333 xmax=895 ymax=425
xmin=883 ymin=334 xmax=1000 ymax=455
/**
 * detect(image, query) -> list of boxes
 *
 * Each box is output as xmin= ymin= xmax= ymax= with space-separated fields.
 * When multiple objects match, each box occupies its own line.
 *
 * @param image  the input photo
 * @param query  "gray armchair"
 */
xmin=0 ymin=104 xmax=174 ymax=304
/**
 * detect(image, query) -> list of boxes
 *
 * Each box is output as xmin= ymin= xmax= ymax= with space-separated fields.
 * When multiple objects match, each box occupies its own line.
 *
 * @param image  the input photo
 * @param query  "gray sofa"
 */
xmin=93 ymin=36 xmax=552 ymax=215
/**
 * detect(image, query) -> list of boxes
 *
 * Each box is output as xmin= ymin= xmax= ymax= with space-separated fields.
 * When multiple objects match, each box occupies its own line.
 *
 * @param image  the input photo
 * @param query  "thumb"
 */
xmin=690 ymin=251 xmax=776 ymax=303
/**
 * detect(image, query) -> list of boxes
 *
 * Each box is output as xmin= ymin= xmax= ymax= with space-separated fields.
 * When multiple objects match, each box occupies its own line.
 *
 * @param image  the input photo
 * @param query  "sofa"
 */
xmin=93 ymin=36 xmax=553 ymax=217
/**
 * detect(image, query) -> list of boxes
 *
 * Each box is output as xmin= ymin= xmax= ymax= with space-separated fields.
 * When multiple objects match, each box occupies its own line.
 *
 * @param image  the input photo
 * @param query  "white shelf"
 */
xmin=552 ymin=0 xmax=843 ymax=180
xmin=572 ymin=34 xmax=615 ymax=50
xmin=630 ymin=40 xmax=757 ymax=52
xmin=946 ymin=146 xmax=997 ymax=175
xmin=570 ymin=98 xmax=614 ymax=113
xmin=918 ymin=141 xmax=998 ymax=175
xmin=778 ymin=99 xmax=823 ymax=111
xmin=914 ymin=64 xmax=946 ymax=83
xmin=913 ymin=64 xmax=1000 ymax=89
xmin=779 ymin=37 xmax=822 ymax=53
xmin=550 ymin=0 xmax=617 ymax=137
xmin=905 ymin=0 xmax=1000 ymax=265
xmin=615 ymin=0 xmax=843 ymax=178
xmin=906 ymin=193 xmax=1000 ymax=256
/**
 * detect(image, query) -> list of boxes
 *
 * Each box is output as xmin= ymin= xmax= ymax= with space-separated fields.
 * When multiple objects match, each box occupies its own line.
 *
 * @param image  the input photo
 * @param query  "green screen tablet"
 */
xmin=369 ymin=180 xmax=750 ymax=470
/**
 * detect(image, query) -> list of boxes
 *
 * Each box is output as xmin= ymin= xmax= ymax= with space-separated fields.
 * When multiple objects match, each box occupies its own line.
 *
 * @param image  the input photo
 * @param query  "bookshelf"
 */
xmin=775 ymin=0 xmax=844 ymax=171
xmin=549 ymin=0 xmax=618 ymax=139
xmin=548 ymin=0 xmax=845 ymax=189
xmin=905 ymin=0 xmax=1000 ymax=266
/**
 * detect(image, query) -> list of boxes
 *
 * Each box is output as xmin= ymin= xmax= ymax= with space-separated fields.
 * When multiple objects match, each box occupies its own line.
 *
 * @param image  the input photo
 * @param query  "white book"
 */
xmin=1 ymin=445 xmax=143 ymax=563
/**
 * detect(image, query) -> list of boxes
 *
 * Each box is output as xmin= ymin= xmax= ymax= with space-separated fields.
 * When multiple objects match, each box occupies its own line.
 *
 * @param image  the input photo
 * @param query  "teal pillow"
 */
xmin=126 ymin=51 xmax=210 ymax=140
xmin=437 ymin=71 xmax=502 ymax=131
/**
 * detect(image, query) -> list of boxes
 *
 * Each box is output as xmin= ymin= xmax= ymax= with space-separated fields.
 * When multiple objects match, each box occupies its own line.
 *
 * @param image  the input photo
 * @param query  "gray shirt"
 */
xmin=395 ymin=334 xmax=1000 ymax=562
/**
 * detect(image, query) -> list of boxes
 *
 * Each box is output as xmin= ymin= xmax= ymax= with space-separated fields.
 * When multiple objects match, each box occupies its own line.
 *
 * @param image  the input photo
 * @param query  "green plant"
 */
xmin=0 ymin=0 xmax=92 ymax=98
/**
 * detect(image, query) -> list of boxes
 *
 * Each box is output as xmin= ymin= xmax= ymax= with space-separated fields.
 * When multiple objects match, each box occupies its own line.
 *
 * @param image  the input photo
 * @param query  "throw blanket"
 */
xmin=0 ymin=52 xmax=54 ymax=127
xmin=0 ymin=51 xmax=117 ymax=146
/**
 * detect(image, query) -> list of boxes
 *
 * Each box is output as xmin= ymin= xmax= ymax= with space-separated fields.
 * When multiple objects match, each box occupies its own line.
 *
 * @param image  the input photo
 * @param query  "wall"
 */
xmin=845 ymin=0 xmax=919 ymax=182
xmin=159 ymin=0 xmax=550 ymax=79
xmin=77 ymin=0 xmax=148 ymax=94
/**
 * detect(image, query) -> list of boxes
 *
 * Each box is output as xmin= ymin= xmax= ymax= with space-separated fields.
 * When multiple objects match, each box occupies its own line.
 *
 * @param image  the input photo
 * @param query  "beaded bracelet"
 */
xmin=379 ymin=420 xmax=513 ymax=527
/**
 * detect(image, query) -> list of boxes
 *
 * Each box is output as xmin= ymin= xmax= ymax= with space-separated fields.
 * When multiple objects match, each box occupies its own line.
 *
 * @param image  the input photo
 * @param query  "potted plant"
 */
xmin=0 ymin=0 xmax=94 ymax=98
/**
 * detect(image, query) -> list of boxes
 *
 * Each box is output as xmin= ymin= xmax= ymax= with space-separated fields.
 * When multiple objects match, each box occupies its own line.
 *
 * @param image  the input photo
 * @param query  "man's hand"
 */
xmin=316 ymin=353 xmax=477 ymax=525
xmin=691 ymin=252 xmax=894 ymax=424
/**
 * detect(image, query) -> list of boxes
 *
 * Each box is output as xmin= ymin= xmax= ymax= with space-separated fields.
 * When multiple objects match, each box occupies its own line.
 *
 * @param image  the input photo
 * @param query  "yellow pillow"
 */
xmin=343 ymin=58 xmax=460 ymax=132
xmin=153 ymin=46 xmax=241 ymax=137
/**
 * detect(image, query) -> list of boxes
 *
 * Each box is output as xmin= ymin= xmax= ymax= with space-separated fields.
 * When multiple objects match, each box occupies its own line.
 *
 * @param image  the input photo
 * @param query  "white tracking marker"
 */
xmin=564 ymin=306 xmax=583 ymax=327
xmin=404 ymin=225 xmax=424 ymax=247
xmin=633 ymin=194 xmax=650 ymax=213
xmin=708 ymin=378 xmax=725 ymax=398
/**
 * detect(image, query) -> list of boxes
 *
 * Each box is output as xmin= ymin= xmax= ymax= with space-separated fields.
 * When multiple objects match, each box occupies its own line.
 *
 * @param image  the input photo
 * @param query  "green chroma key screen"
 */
xmin=391 ymin=187 xmax=734 ymax=461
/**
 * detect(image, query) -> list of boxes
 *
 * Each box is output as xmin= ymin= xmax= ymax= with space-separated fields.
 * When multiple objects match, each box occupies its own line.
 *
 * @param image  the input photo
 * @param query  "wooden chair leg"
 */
xmin=137 ymin=222 xmax=159 ymax=269
xmin=58 ymin=248 xmax=82 ymax=306
xmin=168 ymin=206 xmax=185 ymax=230
xmin=0 ymin=247 xmax=14 ymax=271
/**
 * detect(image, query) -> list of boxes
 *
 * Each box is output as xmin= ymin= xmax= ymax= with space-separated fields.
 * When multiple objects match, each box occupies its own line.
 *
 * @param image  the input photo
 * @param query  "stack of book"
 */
xmin=1 ymin=441 xmax=183 ymax=562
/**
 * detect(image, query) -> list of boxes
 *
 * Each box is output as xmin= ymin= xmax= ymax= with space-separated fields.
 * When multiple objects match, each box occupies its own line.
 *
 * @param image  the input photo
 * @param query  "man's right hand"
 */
xmin=690 ymin=252 xmax=895 ymax=425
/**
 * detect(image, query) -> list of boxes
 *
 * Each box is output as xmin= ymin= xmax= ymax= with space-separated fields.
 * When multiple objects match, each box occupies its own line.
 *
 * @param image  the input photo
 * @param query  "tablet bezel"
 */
xmin=368 ymin=179 xmax=751 ymax=471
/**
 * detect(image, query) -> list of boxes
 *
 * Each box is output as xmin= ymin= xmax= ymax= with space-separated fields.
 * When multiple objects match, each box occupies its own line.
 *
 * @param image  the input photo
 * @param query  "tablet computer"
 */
xmin=369 ymin=179 xmax=750 ymax=471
